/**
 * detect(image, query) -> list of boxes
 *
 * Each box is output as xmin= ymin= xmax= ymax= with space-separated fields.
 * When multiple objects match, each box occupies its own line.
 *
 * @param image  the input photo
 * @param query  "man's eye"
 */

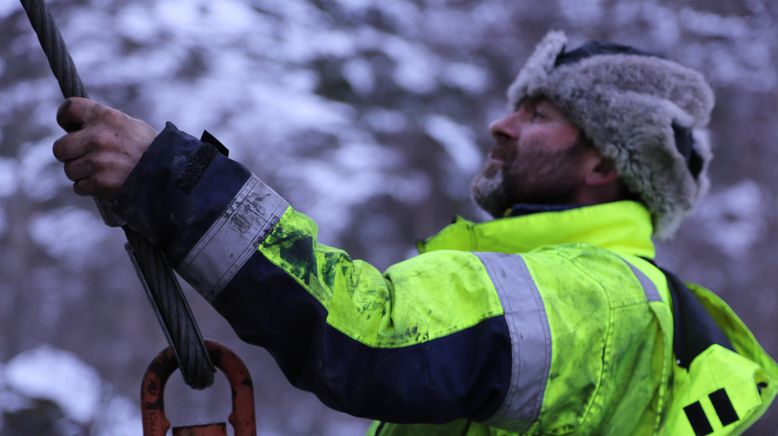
xmin=531 ymin=110 xmax=546 ymax=120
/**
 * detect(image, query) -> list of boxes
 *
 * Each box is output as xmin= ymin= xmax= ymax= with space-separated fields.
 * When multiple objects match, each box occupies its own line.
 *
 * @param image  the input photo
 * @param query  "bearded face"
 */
xmin=471 ymin=98 xmax=590 ymax=217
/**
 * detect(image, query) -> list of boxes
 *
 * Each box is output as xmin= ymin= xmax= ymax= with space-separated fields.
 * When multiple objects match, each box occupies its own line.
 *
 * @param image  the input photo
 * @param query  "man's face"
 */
xmin=472 ymin=97 xmax=590 ymax=217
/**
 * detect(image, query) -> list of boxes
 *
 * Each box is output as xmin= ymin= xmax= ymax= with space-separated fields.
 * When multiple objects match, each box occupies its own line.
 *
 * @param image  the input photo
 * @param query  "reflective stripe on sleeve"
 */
xmin=475 ymin=252 xmax=551 ymax=432
xmin=179 ymin=174 xmax=288 ymax=302
xmin=624 ymin=262 xmax=662 ymax=302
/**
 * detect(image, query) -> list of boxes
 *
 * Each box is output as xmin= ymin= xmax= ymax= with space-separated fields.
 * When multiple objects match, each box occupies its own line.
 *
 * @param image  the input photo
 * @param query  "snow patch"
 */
xmin=333 ymin=142 xmax=400 ymax=170
xmin=342 ymin=58 xmax=375 ymax=95
xmin=0 ymin=347 xmax=141 ymax=434
xmin=0 ymin=1 xmax=18 ymax=20
xmin=364 ymin=108 xmax=408 ymax=133
xmin=20 ymin=138 xmax=69 ymax=202
xmin=115 ymin=5 xmax=158 ymax=44
xmin=4 ymin=346 xmax=101 ymax=423
xmin=680 ymin=8 xmax=749 ymax=39
xmin=560 ymin=0 xmax=604 ymax=24
xmin=334 ymin=0 xmax=371 ymax=13
xmin=91 ymin=395 xmax=142 ymax=436
xmin=424 ymin=115 xmax=481 ymax=173
xmin=315 ymin=31 xmax=359 ymax=58
xmin=612 ymin=2 xmax=641 ymax=25
xmin=0 ymin=389 xmax=32 ymax=415
xmin=248 ymin=85 xmax=355 ymax=134
xmin=389 ymin=171 xmax=431 ymax=204
xmin=205 ymin=1 xmax=257 ymax=36
xmin=647 ymin=6 xmax=681 ymax=47
xmin=28 ymin=207 xmax=111 ymax=264
xmin=442 ymin=63 xmax=490 ymax=94
xmin=697 ymin=180 xmax=767 ymax=257
xmin=154 ymin=0 xmax=203 ymax=32
xmin=0 ymin=158 xmax=18 ymax=198
xmin=373 ymin=1 xmax=422 ymax=32
xmin=383 ymin=38 xmax=439 ymax=94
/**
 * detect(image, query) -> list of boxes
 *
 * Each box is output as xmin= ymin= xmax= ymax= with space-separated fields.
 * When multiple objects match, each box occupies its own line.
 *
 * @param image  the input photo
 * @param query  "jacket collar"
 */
xmin=417 ymin=200 xmax=655 ymax=259
xmin=508 ymin=203 xmax=578 ymax=217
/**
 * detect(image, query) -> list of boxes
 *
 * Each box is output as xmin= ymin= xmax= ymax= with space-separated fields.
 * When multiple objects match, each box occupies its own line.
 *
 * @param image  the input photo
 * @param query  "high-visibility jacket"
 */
xmin=114 ymin=124 xmax=777 ymax=435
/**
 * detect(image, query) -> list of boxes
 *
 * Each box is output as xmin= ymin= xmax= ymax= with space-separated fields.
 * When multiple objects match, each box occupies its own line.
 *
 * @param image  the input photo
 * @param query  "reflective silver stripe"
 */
xmin=625 ymin=262 xmax=661 ymax=302
xmin=179 ymin=174 xmax=288 ymax=302
xmin=475 ymin=252 xmax=551 ymax=432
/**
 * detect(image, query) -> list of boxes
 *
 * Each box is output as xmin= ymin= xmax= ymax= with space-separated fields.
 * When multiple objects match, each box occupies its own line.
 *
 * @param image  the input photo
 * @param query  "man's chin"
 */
xmin=471 ymin=174 xmax=508 ymax=218
xmin=480 ymin=159 xmax=503 ymax=178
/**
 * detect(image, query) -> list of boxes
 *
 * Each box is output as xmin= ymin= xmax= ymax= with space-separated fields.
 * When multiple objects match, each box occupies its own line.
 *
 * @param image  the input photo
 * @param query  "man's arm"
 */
xmin=52 ymin=98 xmax=519 ymax=424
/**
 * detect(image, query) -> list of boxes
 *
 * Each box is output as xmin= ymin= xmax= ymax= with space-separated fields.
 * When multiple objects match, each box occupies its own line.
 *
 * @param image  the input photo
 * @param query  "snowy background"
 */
xmin=1 ymin=0 xmax=777 ymax=434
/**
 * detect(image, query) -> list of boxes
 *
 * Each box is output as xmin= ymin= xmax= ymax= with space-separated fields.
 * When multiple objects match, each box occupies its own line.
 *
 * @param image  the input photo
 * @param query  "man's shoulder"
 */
xmin=521 ymin=242 xmax=661 ymax=307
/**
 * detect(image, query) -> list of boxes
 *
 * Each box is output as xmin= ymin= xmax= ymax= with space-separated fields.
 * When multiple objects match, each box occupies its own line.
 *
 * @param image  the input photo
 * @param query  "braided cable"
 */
xmin=124 ymin=229 xmax=215 ymax=389
xmin=20 ymin=0 xmax=214 ymax=389
xmin=19 ymin=0 xmax=87 ymax=99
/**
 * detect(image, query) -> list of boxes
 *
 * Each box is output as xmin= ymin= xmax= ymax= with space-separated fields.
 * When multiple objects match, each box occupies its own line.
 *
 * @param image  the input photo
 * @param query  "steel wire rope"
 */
xmin=19 ymin=0 xmax=215 ymax=389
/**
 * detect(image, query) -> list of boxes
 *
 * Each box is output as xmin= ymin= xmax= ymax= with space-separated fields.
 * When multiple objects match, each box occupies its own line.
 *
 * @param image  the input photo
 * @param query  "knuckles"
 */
xmin=90 ymin=129 xmax=112 ymax=150
xmin=56 ymin=97 xmax=88 ymax=132
xmin=56 ymin=97 xmax=112 ymax=132
xmin=55 ymin=99 xmax=74 ymax=129
xmin=54 ymin=98 xmax=154 ymax=201
xmin=52 ymin=136 xmax=67 ymax=162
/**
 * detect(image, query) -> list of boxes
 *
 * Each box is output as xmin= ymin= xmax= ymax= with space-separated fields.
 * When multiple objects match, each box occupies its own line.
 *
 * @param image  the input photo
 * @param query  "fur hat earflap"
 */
xmin=507 ymin=31 xmax=715 ymax=239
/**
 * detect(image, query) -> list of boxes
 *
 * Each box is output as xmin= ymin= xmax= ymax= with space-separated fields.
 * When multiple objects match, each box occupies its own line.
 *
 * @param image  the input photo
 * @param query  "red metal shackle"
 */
xmin=141 ymin=340 xmax=257 ymax=436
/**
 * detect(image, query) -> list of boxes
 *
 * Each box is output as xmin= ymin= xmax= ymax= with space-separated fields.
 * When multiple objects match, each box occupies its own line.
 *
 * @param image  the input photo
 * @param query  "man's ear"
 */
xmin=584 ymin=154 xmax=620 ymax=186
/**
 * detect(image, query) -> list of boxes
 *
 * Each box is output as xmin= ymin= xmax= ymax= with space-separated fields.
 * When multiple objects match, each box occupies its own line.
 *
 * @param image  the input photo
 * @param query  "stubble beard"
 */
xmin=471 ymin=141 xmax=588 ymax=218
xmin=471 ymin=161 xmax=509 ymax=218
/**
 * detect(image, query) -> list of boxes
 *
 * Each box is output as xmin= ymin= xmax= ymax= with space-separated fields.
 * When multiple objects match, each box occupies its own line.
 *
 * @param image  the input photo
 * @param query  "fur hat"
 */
xmin=507 ymin=31 xmax=715 ymax=239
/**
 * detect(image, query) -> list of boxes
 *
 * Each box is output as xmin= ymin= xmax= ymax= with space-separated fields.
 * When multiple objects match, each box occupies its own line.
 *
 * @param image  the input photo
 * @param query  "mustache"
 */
xmin=488 ymin=137 xmax=516 ymax=160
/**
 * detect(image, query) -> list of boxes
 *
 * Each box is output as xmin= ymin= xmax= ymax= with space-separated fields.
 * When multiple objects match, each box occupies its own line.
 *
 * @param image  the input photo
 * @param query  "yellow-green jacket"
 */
xmin=113 ymin=124 xmax=777 ymax=435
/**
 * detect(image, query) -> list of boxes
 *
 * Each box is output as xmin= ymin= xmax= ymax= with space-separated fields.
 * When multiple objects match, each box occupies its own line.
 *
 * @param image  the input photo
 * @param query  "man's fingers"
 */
xmin=72 ymin=174 xmax=118 ymax=199
xmin=63 ymin=156 xmax=93 ymax=182
xmin=56 ymin=97 xmax=102 ymax=132
xmin=72 ymin=178 xmax=95 ymax=196
xmin=53 ymin=99 xmax=156 ymax=201
xmin=52 ymin=129 xmax=91 ymax=162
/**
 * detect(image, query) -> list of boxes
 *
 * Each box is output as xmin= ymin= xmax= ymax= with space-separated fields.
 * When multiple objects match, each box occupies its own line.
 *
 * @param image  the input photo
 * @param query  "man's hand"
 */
xmin=53 ymin=97 xmax=157 ymax=200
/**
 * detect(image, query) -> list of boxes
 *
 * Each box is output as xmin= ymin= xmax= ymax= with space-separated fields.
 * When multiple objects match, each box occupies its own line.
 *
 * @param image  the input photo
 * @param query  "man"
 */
xmin=53 ymin=31 xmax=776 ymax=434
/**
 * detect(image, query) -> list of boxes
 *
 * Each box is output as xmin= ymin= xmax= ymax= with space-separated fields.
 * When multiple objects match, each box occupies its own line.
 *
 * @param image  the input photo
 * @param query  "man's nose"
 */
xmin=489 ymin=112 xmax=520 ymax=139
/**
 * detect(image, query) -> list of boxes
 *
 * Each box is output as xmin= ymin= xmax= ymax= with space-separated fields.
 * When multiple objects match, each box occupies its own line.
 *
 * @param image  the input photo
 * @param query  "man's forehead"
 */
xmin=519 ymin=95 xmax=566 ymax=114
